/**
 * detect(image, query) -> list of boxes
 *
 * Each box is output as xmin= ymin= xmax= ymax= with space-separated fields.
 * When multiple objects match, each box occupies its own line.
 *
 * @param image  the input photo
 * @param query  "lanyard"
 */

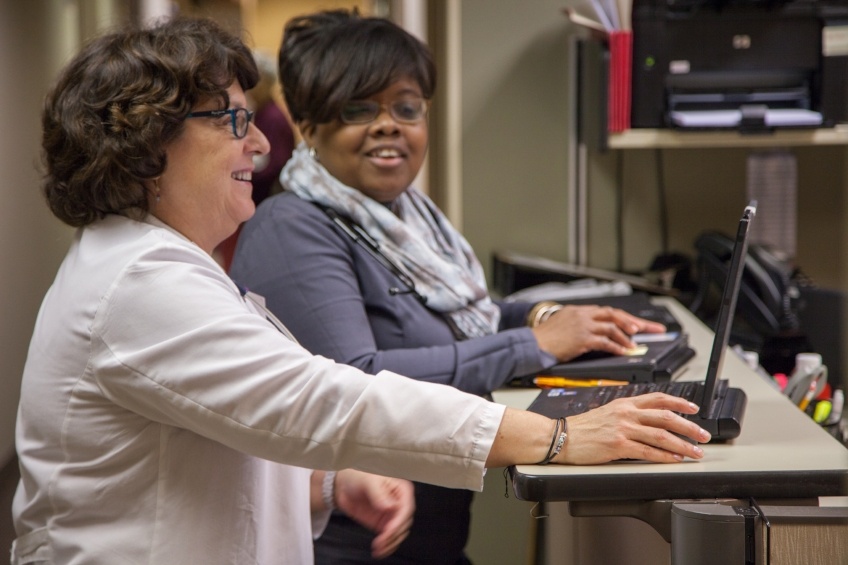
xmin=235 ymin=283 xmax=300 ymax=343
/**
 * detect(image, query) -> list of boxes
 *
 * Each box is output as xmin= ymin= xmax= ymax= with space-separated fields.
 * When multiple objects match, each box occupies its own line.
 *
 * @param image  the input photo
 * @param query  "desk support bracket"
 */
xmin=568 ymin=498 xmax=821 ymax=544
xmin=569 ymin=499 xmax=678 ymax=543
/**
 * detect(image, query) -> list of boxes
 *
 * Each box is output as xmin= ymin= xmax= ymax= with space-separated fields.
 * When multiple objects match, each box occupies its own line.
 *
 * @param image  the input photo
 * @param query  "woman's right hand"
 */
xmin=531 ymin=304 xmax=666 ymax=362
xmin=486 ymin=394 xmax=710 ymax=468
xmin=552 ymin=393 xmax=711 ymax=465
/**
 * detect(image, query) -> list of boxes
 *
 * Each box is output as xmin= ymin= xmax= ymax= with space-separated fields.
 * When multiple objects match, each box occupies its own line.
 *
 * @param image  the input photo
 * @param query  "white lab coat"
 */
xmin=12 ymin=214 xmax=503 ymax=565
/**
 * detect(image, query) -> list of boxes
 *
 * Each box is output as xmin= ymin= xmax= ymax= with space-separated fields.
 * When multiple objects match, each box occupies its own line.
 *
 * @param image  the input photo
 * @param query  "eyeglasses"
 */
xmin=339 ymin=98 xmax=429 ymax=125
xmin=185 ymin=107 xmax=255 ymax=139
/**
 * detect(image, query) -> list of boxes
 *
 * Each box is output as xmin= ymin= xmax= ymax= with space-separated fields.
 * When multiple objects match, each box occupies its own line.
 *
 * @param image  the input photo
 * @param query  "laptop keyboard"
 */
xmin=557 ymin=380 xmax=726 ymax=418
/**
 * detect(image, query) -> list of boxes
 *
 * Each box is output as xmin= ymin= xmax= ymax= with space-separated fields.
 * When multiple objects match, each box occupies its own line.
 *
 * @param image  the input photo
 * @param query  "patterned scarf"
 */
xmin=280 ymin=143 xmax=500 ymax=338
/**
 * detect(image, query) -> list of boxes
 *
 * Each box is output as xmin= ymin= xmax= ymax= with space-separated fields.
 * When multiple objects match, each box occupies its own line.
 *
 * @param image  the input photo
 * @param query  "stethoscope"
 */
xmin=319 ymin=205 xmax=428 ymax=305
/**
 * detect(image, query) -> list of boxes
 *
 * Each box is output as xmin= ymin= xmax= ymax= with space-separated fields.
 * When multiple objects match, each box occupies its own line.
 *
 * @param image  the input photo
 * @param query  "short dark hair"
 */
xmin=278 ymin=9 xmax=436 ymax=131
xmin=42 ymin=17 xmax=259 ymax=227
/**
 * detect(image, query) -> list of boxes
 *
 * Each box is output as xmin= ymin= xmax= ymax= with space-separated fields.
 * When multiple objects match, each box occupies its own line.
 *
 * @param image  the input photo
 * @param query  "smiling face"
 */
xmin=300 ymin=77 xmax=428 ymax=203
xmin=153 ymin=83 xmax=270 ymax=253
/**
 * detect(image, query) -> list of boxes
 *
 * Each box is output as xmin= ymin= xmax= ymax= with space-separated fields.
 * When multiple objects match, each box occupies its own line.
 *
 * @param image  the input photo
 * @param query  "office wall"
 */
xmin=0 ymin=2 xmax=77 ymax=466
xmin=459 ymin=0 xmax=573 ymax=284
xmin=244 ymin=0 xmax=376 ymax=54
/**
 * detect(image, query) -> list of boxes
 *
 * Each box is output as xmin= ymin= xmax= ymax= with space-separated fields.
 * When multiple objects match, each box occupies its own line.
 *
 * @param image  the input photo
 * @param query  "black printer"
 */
xmin=630 ymin=0 xmax=848 ymax=130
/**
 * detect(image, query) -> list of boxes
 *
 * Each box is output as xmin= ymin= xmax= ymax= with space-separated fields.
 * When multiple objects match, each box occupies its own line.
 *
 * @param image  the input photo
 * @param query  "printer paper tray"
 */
xmin=670 ymin=109 xmax=823 ymax=129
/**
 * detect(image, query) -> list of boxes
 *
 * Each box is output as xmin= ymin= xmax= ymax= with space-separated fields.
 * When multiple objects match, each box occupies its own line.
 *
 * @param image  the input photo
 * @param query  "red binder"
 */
xmin=607 ymin=30 xmax=632 ymax=133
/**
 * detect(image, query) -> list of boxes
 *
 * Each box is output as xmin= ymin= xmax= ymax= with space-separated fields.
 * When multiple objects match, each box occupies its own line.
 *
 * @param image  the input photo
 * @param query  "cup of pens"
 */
xmin=784 ymin=353 xmax=828 ymax=412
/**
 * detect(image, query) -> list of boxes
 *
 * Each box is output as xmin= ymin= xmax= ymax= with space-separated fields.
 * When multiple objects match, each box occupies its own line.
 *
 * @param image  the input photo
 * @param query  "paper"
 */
xmin=562 ymin=7 xmax=608 ymax=35
xmin=670 ymin=109 xmax=823 ymax=128
xmin=562 ymin=0 xmax=633 ymax=33
xmin=504 ymin=279 xmax=633 ymax=303
xmin=598 ymin=0 xmax=620 ymax=30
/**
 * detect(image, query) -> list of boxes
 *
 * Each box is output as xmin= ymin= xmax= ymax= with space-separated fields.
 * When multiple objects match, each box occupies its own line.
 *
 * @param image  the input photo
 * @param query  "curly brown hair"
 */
xmin=278 ymin=9 xmax=436 ymax=132
xmin=42 ymin=17 xmax=259 ymax=227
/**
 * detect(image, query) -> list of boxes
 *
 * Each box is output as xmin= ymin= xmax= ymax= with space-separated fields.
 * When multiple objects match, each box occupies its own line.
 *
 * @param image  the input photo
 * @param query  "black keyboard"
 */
xmin=554 ymin=380 xmax=728 ymax=418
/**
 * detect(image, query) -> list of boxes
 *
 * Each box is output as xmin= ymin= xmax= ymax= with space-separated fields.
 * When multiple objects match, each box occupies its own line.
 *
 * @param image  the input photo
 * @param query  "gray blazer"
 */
xmin=230 ymin=191 xmax=552 ymax=396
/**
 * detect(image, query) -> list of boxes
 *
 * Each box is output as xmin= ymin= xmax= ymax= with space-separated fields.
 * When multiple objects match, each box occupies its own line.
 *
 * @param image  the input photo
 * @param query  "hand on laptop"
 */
xmin=552 ymin=393 xmax=712 ymax=464
xmin=532 ymin=304 xmax=667 ymax=362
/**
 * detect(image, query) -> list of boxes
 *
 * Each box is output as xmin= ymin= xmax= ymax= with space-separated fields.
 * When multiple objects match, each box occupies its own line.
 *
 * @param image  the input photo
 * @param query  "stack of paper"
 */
xmin=562 ymin=0 xmax=633 ymax=132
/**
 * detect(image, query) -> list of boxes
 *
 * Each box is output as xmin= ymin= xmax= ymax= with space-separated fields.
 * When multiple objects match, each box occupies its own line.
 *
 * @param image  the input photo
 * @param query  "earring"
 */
xmin=308 ymin=146 xmax=317 ymax=160
xmin=153 ymin=178 xmax=161 ymax=204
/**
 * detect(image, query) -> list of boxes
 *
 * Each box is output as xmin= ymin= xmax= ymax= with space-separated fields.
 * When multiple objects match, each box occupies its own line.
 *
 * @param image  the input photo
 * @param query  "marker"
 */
xmin=534 ymin=376 xmax=629 ymax=388
xmin=813 ymin=400 xmax=832 ymax=424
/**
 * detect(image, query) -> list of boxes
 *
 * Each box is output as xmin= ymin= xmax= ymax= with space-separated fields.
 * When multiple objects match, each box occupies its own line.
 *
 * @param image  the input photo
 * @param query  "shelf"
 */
xmin=607 ymin=127 xmax=848 ymax=149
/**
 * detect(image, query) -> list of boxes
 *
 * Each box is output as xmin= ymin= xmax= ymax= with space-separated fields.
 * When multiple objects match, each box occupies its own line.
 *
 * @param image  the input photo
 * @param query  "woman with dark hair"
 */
xmin=13 ymin=15 xmax=708 ymax=564
xmin=230 ymin=10 xmax=706 ymax=565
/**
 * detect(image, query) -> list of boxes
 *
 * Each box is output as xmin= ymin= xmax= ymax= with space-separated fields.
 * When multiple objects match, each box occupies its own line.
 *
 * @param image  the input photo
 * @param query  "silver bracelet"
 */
xmin=550 ymin=418 xmax=568 ymax=461
xmin=536 ymin=417 xmax=568 ymax=465
xmin=322 ymin=471 xmax=337 ymax=511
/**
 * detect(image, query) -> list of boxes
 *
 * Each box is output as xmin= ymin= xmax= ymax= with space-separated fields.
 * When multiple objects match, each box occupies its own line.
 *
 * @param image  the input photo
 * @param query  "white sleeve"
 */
xmin=90 ymin=244 xmax=504 ymax=490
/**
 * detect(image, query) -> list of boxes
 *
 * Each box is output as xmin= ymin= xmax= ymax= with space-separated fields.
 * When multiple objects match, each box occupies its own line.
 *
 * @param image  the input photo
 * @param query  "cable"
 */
xmin=655 ymin=148 xmax=669 ymax=253
xmin=616 ymin=150 xmax=625 ymax=272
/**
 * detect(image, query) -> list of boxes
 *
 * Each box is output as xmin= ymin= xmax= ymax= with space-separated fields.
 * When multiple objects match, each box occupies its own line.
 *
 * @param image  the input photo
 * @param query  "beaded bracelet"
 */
xmin=535 ymin=417 xmax=568 ymax=465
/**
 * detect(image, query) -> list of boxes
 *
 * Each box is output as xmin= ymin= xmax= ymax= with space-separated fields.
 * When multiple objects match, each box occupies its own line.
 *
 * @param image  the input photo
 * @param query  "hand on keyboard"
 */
xmin=553 ymin=393 xmax=712 ymax=464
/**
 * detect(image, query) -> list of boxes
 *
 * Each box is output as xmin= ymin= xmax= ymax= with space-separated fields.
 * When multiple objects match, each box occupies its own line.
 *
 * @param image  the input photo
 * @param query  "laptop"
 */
xmin=526 ymin=202 xmax=756 ymax=441
xmin=536 ymin=330 xmax=695 ymax=384
xmin=508 ymin=293 xmax=694 ymax=386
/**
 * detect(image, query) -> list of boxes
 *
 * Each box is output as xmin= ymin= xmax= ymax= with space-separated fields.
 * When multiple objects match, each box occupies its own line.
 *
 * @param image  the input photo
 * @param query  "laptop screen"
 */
xmin=696 ymin=202 xmax=757 ymax=416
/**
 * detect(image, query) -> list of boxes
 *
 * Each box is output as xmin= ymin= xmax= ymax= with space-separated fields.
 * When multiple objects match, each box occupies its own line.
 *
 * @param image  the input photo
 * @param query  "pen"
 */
xmin=534 ymin=376 xmax=629 ymax=388
xmin=798 ymin=375 xmax=821 ymax=412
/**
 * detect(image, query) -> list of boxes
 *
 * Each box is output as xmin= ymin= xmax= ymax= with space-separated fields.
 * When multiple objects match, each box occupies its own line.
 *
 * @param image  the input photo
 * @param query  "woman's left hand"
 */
xmin=532 ymin=304 xmax=666 ymax=362
xmin=334 ymin=469 xmax=416 ymax=558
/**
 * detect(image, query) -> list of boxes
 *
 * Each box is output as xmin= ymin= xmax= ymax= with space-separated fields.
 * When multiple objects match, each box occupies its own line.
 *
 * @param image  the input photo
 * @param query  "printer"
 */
xmin=630 ymin=0 xmax=848 ymax=130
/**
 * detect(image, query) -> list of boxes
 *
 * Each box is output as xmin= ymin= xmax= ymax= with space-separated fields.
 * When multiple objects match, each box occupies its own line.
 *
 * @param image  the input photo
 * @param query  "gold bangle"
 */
xmin=527 ymin=301 xmax=562 ymax=328
xmin=538 ymin=304 xmax=563 ymax=325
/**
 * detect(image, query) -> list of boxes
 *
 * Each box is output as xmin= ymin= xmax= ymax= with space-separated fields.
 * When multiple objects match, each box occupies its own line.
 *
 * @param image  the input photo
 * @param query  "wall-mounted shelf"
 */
xmin=608 ymin=127 xmax=848 ymax=150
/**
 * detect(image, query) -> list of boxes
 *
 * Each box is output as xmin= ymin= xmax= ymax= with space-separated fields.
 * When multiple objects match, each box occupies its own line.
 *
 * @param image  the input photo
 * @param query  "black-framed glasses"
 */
xmin=340 ymin=98 xmax=429 ymax=125
xmin=185 ymin=108 xmax=255 ymax=139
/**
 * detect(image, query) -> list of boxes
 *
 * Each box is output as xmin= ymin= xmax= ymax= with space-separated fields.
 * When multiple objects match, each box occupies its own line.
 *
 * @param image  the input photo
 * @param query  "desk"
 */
xmin=493 ymin=298 xmax=848 ymax=564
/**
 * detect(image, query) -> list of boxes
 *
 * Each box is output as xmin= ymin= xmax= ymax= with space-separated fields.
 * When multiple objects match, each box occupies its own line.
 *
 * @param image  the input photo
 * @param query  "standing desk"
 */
xmin=493 ymin=298 xmax=848 ymax=564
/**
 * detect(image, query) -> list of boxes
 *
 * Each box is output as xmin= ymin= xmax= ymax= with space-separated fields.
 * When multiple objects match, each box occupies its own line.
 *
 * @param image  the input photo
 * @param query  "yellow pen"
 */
xmin=798 ymin=375 xmax=821 ymax=412
xmin=534 ymin=376 xmax=629 ymax=388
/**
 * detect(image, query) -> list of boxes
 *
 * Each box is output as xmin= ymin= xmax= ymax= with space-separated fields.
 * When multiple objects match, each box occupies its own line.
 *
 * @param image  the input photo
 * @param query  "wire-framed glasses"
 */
xmin=339 ymin=98 xmax=429 ymax=125
xmin=185 ymin=108 xmax=255 ymax=139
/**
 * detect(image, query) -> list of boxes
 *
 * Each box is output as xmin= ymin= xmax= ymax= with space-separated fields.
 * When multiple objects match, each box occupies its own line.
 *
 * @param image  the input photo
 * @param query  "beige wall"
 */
xmin=459 ymin=0 xmax=574 ymax=283
xmin=0 ymin=2 xmax=77 ymax=465
xmin=245 ymin=0 xmax=376 ymax=54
